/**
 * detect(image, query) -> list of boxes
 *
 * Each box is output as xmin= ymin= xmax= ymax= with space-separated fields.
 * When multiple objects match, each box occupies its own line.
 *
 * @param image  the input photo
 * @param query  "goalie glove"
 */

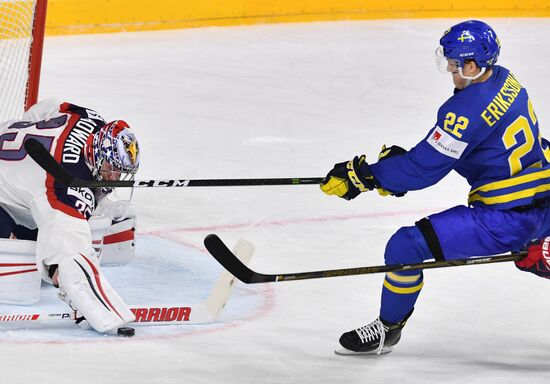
xmin=89 ymin=213 xmax=136 ymax=266
xmin=515 ymin=237 xmax=550 ymax=279
xmin=320 ymin=155 xmax=378 ymax=200
xmin=95 ymin=194 xmax=135 ymax=221
xmin=100 ymin=217 xmax=136 ymax=265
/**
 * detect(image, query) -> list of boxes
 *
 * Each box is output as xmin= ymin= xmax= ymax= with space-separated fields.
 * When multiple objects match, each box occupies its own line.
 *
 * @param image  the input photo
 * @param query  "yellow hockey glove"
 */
xmin=320 ymin=155 xmax=377 ymax=200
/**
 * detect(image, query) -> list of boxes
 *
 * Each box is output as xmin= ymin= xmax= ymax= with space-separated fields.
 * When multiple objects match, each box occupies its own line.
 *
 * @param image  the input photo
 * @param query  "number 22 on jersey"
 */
xmin=502 ymin=100 xmax=542 ymax=176
xmin=443 ymin=112 xmax=469 ymax=139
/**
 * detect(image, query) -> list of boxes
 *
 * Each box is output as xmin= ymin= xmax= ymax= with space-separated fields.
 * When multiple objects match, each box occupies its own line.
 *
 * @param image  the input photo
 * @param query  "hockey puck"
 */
xmin=117 ymin=327 xmax=135 ymax=337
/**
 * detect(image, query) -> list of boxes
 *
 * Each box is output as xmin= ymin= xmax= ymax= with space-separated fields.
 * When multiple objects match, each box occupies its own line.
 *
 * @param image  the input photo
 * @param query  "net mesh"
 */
xmin=0 ymin=0 xmax=37 ymax=122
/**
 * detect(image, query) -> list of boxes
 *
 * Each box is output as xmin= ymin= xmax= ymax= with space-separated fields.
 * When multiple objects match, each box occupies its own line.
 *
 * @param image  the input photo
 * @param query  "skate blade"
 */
xmin=334 ymin=346 xmax=393 ymax=356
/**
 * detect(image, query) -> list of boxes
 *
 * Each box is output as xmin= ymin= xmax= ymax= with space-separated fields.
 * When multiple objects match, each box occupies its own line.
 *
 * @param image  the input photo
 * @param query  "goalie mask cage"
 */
xmin=0 ymin=0 xmax=47 ymax=122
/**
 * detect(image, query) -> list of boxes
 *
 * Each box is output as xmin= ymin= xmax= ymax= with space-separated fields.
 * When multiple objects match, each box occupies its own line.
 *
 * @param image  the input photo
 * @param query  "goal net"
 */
xmin=0 ymin=0 xmax=46 ymax=122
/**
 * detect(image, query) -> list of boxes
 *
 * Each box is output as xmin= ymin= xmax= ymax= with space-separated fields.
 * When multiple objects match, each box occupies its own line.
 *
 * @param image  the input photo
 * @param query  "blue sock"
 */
xmin=379 ymin=226 xmax=432 ymax=323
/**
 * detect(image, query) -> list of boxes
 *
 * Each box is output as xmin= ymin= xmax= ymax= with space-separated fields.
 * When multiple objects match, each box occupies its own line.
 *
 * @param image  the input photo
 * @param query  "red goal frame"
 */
xmin=25 ymin=0 xmax=48 ymax=111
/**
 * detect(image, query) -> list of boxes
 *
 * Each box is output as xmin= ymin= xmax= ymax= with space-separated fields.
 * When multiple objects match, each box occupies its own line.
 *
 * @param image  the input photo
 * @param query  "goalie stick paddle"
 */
xmin=24 ymin=139 xmax=322 ymax=188
xmin=203 ymin=234 xmax=527 ymax=283
xmin=0 ymin=305 xmax=209 ymax=325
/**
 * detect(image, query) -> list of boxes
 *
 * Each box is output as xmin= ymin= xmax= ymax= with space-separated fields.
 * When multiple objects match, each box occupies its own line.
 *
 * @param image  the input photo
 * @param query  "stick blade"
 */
xmin=204 ymin=234 xmax=273 ymax=283
xmin=203 ymin=238 xmax=255 ymax=319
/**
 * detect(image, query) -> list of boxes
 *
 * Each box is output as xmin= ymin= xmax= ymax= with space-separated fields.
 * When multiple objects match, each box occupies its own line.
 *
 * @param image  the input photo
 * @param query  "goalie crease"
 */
xmin=0 ymin=239 xmax=255 ymax=326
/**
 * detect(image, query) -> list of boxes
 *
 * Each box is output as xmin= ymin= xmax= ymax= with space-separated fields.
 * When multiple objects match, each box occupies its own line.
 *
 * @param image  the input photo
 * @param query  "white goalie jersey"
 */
xmin=0 ymin=99 xmax=136 ymax=332
xmin=0 ymin=99 xmax=106 ymax=280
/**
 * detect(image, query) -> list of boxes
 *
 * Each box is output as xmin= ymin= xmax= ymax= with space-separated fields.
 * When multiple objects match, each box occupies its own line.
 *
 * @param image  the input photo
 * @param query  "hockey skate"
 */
xmin=335 ymin=314 xmax=410 ymax=356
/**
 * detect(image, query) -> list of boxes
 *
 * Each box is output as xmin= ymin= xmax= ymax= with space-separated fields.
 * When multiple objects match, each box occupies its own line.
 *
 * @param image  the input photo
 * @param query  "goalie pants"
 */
xmin=0 ymin=206 xmax=37 ymax=240
xmin=380 ymin=203 xmax=550 ymax=323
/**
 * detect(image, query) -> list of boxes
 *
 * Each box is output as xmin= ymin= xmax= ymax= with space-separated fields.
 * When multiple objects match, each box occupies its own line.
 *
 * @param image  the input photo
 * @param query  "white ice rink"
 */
xmin=4 ymin=17 xmax=550 ymax=384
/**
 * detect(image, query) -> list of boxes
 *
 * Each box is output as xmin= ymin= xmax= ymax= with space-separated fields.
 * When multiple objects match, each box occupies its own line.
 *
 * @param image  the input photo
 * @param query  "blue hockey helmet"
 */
xmin=438 ymin=20 xmax=500 ymax=69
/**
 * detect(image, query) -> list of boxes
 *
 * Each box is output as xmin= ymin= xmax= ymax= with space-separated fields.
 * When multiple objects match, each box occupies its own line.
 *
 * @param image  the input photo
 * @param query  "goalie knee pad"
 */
xmin=57 ymin=253 xmax=135 ymax=332
xmin=0 ymin=239 xmax=41 ymax=304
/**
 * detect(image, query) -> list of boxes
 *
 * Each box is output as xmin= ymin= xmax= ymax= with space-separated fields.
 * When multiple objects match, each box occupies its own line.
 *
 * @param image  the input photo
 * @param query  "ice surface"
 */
xmin=3 ymin=17 xmax=550 ymax=384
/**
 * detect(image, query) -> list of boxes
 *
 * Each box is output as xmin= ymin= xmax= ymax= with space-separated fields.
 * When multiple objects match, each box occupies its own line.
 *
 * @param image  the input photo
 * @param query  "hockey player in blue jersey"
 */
xmin=320 ymin=20 xmax=550 ymax=355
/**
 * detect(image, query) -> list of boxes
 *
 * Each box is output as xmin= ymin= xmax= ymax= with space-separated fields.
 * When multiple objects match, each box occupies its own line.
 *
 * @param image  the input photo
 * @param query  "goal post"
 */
xmin=0 ymin=0 xmax=47 ymax=122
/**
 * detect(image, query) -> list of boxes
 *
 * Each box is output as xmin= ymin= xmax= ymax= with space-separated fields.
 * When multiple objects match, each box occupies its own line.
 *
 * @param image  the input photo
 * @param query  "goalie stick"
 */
xmin=0 ymin=305 xmax=207 ymax=325
xmin=24 ymin=139 xmax=322 ymax=188
xmin=203 ymin=234 xmax=527 ymax=283
xmin=0 ymin=239 xmax=255 ymax=326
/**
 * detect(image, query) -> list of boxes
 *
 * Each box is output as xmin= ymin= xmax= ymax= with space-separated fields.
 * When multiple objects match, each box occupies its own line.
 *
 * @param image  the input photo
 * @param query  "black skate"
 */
xmin=335 ymin=314 xmax=410 ymax=355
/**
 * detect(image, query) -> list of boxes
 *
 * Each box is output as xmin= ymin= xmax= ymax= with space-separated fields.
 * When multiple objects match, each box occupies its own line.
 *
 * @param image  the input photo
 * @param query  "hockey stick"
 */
xmin=0 ymin=239 xmax=255 ymax=326
xmin=24 ymin=139 xmax=322 ymax=188
xmin=204 ymin=234 xmax=527 ymax=283
xmin=0 ymin=304 xmax=213 ymax=325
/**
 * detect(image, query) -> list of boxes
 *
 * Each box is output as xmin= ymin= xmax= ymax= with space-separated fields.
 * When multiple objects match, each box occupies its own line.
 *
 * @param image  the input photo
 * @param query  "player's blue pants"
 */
xmin=380 ymin=204 xmax=550 ymax=323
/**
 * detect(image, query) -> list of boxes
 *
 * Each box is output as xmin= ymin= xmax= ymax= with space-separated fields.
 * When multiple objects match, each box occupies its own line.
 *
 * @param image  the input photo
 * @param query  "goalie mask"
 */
xmin=84 ymin=120 xmax=140 ymax=182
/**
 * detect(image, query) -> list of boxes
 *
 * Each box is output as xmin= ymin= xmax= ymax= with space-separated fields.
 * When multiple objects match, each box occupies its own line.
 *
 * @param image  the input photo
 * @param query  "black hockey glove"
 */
xmin=320 ymin=155 xmax=378 ymax=200
xmin=376 ymin=144 xmax=408 ymax=197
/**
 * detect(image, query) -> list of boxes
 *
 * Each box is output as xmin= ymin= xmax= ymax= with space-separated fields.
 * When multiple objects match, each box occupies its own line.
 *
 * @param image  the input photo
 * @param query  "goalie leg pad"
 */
xmin=57 ymin=253 xmax=135 ymax=332
xmin=0 ymin=239 xmax=40 ymax=304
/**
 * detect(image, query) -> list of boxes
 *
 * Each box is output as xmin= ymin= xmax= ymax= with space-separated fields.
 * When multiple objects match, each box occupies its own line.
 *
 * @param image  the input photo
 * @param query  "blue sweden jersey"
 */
xmin=370 ymin=65 xmax=550 ymax=210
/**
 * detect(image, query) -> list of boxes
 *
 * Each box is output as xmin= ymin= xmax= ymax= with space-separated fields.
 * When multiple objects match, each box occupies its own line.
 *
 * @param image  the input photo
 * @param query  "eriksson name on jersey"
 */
xmin=62 ymin=118 xmax=98 ymax=163
xmin=480 ymin=72 xmax=522 ymax=127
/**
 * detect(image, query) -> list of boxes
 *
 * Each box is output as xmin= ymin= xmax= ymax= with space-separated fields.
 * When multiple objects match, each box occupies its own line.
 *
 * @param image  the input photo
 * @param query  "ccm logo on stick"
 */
xmin=136 ymin=180 xmax=190 ymax=187
xmin=131 ymin=307 xmax=191 ymax=322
